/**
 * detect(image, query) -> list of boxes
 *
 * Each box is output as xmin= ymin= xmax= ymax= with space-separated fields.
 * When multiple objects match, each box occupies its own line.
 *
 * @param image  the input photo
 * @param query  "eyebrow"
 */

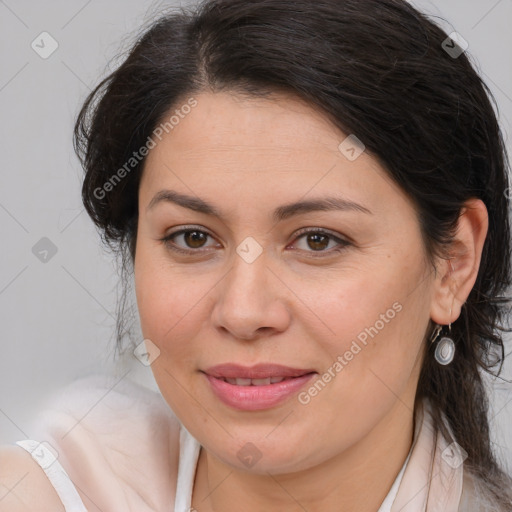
xmin=147 ymin=189 xmax=372 ymax=221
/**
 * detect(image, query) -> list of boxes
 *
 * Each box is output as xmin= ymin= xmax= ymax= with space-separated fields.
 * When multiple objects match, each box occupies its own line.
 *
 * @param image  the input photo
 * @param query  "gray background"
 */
xmin=1 ymin=0 xmax=511 ymax=473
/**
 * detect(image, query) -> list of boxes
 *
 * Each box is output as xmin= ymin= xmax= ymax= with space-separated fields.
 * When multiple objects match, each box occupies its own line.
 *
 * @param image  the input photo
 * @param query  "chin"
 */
xmin=199 ymin=429 xmax=325 ymax=475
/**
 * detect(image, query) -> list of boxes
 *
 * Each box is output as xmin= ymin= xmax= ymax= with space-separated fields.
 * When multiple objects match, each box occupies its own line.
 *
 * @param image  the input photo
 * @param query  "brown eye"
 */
xmin=291 ymin=228 xmax=351 ymax=257
xmin=183 ymin=230 xmax=208 ymax=249
xmin=305 ymin=233 xmax=330 ymax=251
xmin=161 ymin=227 xmax=219 ymax=254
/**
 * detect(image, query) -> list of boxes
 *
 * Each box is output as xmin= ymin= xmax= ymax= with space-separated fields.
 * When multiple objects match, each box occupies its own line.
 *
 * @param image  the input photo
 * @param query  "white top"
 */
xmin=16 ymin=424 xmax=410 ymax=512
xmin=13 ymin=374 xmax=464 ymax=512
xmin=15 ymin=439 xmax=87 ymax=512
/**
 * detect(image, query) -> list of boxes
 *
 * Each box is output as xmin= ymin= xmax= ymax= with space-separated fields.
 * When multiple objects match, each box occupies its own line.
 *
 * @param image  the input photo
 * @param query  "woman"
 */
xmin=1 ymin=0 xmax=512 ymax=510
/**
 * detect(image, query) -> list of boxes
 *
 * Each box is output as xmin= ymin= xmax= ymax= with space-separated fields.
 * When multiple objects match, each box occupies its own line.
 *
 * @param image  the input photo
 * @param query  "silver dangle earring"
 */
xmin=430 ymin=322 xmax=456 ymax=365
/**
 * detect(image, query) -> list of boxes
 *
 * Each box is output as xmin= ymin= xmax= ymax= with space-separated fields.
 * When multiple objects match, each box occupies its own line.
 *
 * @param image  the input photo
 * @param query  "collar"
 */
xmin=392 ymin=398 xmax=464 ymax=511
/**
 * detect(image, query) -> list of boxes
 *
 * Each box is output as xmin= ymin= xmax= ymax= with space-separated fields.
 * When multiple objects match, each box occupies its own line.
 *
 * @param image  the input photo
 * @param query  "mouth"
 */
xmin=201 ymin=363 xmax=317 ymax=410
xmin=216 ymin=375 xmax=305 ymax=386
xmin=204 ymin=363 xmax=316 ymax=380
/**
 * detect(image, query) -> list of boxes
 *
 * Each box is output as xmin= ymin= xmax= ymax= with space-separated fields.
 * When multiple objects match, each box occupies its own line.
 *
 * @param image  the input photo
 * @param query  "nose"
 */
xmin=211 ymin=249 xmax=291 ymax=341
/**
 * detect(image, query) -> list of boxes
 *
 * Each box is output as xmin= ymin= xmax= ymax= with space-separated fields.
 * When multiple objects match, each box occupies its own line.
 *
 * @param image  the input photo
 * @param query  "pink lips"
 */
xmin=203 ymin=363 xmax=317 ymax=411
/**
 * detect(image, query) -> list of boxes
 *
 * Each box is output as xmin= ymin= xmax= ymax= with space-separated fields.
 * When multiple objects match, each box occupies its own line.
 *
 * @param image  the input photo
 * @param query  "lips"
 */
xmin=202 ymin=363 xmax=317 ymax=410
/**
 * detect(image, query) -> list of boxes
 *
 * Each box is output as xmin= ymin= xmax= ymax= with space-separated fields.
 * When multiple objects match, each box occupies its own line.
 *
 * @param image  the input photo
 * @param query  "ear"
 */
xmin=430 ymin=198 xmax=489 ymax=326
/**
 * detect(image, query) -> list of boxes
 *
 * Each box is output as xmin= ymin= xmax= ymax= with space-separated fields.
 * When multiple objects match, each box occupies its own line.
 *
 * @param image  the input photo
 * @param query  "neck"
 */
xmin=192 ymin=399 xmax=416 ymax=512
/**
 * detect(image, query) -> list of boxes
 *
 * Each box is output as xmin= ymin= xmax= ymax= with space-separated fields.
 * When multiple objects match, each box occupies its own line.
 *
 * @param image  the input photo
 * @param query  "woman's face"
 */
xmin=134 ymin=91 xmax=435 ymax=473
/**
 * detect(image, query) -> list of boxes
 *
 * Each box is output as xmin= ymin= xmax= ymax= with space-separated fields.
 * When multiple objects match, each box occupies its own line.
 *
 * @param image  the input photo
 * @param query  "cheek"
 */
xmin=310 ymin=262 xmax=404 ymax=348
xmin=134 ymin=242 xmax=218 ymax=364
xmin=136 ymin=271 xmax=202 ymax=351
xmin=308 ymin=254 xmax=429 ymax=402
xmin=135 ymin=242 xmax=184 ymax=345
xmin=133 ymin=246 xmax=210 ymax=416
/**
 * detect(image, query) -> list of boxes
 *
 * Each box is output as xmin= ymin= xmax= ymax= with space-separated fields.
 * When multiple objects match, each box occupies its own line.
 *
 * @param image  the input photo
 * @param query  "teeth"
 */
xmin=222 ymin=377 xmax=290 ymax=386
xmin=251 ymin=378 xmax=271 ymax=386
xmin=234 ymin=378 xmax=252 ymax=386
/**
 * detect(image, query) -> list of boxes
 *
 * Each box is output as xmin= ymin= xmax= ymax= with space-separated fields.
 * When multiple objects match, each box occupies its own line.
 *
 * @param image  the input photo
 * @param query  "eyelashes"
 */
xmin=159 ymin=226 xmax=351 ymax=258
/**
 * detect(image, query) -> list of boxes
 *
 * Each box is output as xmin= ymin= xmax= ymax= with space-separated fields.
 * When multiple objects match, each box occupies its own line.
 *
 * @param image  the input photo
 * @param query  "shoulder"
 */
xmin=29 ymin=374 xmax=182 ymax=511
xmin=0 ymin=444 xmax=65 ymax=512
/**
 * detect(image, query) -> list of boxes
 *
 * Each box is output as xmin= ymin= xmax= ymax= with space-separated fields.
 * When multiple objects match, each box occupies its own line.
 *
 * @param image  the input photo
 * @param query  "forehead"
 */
xmin=139 ymin=90 xmax=411 ymax=221
xmin=144 ymin=90 xmax=352 ymax=176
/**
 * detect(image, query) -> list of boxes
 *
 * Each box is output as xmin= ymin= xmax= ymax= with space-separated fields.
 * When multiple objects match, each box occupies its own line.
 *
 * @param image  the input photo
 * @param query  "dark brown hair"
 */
xmin=74 ymin=0 xmax=512 ymax=506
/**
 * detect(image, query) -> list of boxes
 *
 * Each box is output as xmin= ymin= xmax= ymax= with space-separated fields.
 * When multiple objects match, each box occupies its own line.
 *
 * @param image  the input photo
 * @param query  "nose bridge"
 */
xmin=212 ymin=242 xmax=289 ymax=338
xmin=224 ymin=244 xmax=271 ymax=309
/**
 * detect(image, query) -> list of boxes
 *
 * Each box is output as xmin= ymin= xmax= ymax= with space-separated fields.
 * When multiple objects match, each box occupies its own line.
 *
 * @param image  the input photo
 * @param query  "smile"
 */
xmin=202 ymin=364 xmax=317 ymax=410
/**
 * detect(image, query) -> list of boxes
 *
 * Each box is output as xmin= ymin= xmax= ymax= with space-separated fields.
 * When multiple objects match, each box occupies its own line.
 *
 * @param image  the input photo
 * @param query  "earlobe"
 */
xmin=430 ymin=198 xmax=488 ymax=326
